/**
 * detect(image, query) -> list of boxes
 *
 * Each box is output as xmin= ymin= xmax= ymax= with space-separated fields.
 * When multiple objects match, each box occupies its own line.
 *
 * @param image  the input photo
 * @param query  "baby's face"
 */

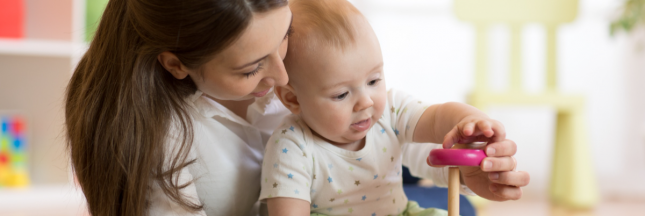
xmin=289 ymin=18 xmax=386 ymax=146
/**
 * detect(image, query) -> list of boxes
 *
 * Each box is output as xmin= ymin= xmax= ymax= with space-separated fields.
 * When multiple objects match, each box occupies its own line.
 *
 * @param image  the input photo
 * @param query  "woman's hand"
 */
xmin=430 ymin=116 xmax=530 ymax=201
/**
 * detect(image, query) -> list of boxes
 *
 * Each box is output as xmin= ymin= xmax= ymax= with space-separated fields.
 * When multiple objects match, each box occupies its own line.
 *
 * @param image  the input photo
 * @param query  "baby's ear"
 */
xmin=275 ymin=84 xmax=300 ymax=115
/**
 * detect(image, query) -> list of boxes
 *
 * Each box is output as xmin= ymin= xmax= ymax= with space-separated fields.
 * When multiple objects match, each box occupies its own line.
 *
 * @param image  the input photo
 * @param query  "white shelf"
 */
xmin=0 ymin=38 xmax=87 ymax=58
xmin=0 ymin=184 xmax=87 ymax=214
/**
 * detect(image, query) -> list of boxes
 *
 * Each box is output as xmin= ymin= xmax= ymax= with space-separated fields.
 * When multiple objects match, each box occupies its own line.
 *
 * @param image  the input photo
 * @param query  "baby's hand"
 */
xmin=442 ymin=116 xmax=505 ymax=149
xmin=435 ymin=116 xmax=529 ymax=201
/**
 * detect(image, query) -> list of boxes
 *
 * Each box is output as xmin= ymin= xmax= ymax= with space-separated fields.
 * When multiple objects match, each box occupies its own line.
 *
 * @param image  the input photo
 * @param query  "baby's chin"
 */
xmin=331 ymin=130 xmax=371 ymax=145
xmin=312 ymin=124 xmax=374 ymax=146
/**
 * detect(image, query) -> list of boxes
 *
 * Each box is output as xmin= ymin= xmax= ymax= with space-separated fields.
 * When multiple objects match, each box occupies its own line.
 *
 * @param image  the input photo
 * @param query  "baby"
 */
xmin=259 ymin=0 xmax=508 ymax=215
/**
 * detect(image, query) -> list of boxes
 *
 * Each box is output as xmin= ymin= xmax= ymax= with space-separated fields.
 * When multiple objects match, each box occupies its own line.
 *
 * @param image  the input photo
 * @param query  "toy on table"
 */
xmin=428 ymin=149 xmax=486 ymax=216
xmin=0 ymin=114 xmax=29 ymax=187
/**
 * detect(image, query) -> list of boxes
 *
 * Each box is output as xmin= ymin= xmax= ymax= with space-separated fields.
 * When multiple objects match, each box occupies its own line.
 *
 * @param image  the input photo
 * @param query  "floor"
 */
xmin=479 ymin=198 xmax=645 ymax=216
xmin=1 ymin=185 xmax=644 ymax=216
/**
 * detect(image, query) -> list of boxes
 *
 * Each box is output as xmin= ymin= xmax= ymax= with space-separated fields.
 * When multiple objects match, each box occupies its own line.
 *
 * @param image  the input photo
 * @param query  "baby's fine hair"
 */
xmin=288 ymin=0 xmax=363 ymax=51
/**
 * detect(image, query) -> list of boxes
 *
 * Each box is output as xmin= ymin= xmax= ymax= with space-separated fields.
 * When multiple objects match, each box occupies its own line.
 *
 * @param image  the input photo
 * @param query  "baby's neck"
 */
xmin=341 ymin=139 xmax=366 ymax=151
xmin=311 ymin=130 xmax=366 ymax=151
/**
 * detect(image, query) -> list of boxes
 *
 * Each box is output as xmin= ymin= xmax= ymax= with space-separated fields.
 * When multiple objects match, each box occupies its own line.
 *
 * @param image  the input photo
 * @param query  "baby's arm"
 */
xmin=259 ymin=120 xmax=314 ymax=215
xmin=267 ymin=198 xmax=310 ymax=216
xmin=413 ymin=102 xmax=503 ymax=148
xmin=386 ymin=90 xmax=472 ymax=189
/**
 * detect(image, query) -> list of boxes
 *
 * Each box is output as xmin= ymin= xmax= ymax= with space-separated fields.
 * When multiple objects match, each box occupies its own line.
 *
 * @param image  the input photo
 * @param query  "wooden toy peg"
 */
xmin=429 ymin=149 xmax=487 ymax=216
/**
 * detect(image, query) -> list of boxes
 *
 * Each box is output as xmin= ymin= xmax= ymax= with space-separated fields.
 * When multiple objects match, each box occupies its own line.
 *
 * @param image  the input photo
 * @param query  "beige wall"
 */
xmin=0 ymin=54 xmax=71 ymax=184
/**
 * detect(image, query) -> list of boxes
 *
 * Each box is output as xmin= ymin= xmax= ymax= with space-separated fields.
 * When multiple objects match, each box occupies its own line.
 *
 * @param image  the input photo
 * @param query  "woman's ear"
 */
xmin=158 ymin=51 xmax=189 ymax=79
xmin=275 ymin=84 xmax=301 ymax=115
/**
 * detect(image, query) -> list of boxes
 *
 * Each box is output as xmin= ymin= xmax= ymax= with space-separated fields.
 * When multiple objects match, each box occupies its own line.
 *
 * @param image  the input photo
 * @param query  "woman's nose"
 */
xmin=263 ymin=52 xmax=289 ymax=87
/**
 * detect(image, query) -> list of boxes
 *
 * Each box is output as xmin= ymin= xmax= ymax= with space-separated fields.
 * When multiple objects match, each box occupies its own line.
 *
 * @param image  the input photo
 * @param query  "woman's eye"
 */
xmin=243 ymin=63 xmax=263 ymax=78
xmin=284 ymin=26 xmax=293 ymax=40
xmin=368 ymin=78 xmax=381 ymax=86
xmin=335 ymin=92 xmax=348 ymax=100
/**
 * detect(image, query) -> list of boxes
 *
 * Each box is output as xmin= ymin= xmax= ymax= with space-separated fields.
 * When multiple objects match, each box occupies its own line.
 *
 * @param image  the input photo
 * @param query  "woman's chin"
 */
xmin=204 ymin=92 xmax=255 ymax=102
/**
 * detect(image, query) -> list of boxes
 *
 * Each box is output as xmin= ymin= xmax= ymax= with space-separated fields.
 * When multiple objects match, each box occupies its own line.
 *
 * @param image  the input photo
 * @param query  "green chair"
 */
xmin=454 ymin=0 xmax=598 ymax=209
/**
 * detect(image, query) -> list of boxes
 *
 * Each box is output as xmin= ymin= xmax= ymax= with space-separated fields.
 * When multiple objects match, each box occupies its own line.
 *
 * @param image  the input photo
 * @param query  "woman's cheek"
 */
xmin=205 ymin=77 xmax=252 ymax=99
xmin=232 ymin=77 xmax=261 ymax=96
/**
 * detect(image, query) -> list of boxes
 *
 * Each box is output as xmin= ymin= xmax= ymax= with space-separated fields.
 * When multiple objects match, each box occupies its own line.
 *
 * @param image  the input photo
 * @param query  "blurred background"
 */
xmin=0 ymin=0 xmax=644 ymax=215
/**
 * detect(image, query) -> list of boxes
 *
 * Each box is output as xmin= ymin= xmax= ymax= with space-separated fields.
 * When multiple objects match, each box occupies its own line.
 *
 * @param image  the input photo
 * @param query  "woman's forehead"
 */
xmin=214 ymin=6 xmax=292 ymax=69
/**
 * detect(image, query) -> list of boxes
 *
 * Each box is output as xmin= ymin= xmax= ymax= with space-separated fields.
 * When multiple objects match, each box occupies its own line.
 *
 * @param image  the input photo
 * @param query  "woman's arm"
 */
xmin=267 ymin=197 xmax=310 ymax=216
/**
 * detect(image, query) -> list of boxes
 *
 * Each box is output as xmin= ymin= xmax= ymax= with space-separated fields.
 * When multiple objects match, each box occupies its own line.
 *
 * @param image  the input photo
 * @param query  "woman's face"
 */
xmin=189 ymin=6 xmax=292 ymax=101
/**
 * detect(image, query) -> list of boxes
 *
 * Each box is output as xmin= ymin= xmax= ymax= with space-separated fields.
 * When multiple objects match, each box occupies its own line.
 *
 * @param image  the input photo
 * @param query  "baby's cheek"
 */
xmin=320 ymin=113 xmax=347 ymax=138
xmin=306 ymin=108 xmax=344 ymax=137
xmin=373 ymin=95 xmax=387 ymax=117
xmin=325 ymin=113 xmax=348 ymax=132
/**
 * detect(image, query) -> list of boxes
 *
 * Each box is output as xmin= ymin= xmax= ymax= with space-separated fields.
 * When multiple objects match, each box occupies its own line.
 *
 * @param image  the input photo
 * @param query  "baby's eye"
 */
xmin=368 ymin=78 xmax=382 ymax=86
xmin=334 ymin=92 xmax=349 ymax=100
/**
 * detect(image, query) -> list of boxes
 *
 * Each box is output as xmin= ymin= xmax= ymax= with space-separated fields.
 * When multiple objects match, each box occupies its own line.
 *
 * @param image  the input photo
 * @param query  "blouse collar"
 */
xmin=188 ymin=89 xmax=283 ymax=125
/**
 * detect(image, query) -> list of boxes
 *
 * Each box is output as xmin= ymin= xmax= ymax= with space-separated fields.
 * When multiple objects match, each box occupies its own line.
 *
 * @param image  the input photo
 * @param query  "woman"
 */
xmin=67 ymin=0 xmax=291 ymax=215
xmin=65 ymin=0 xmax=527 ymax=215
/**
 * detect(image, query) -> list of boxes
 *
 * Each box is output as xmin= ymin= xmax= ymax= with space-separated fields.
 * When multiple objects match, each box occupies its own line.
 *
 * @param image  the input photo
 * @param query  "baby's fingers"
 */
xmin=488 ymin=171 xmax=530 ymax=187
xmin=489 ymin=184 xmax=523 ymax=201
xmin=442 ymin=126 xmax=460 ymax=149
xmin=489 ymin=120 xmax=506 ymax=142
xmin=462 ymin=122 xmax=476 ymax=136
xmin=481 ymin=156 xmax=516 ymax=172
xmin=485 ymin=139 xmax=517 ymax=157
xmin=475 ymin=120 xmax=494 ymax=138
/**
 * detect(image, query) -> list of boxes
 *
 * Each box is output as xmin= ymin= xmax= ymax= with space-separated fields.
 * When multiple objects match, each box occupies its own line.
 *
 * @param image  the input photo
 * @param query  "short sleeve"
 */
xmin=259 ymin=116 xmax=313 ymax=203
xmin=385 ymin=89 xmax=433 ymax=144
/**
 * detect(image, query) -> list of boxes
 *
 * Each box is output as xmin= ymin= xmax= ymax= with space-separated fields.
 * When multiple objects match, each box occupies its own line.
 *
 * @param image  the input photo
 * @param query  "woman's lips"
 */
xmin=251 ymin=89 xmax=270 ymax=97
xmin=351 ymin=118 xmax=371 ymax=132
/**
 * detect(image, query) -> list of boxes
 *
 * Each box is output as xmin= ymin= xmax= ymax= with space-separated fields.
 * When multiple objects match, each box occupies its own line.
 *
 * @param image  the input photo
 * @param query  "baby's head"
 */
xmin=276 ymin=0 xmax=386 ymax=147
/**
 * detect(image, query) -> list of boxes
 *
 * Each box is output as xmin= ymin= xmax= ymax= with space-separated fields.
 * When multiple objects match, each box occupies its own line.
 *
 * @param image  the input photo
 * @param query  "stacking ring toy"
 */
xmin=428 ymin=149 xmax=486 ymax=166
xmin=428 ymin=149 xmax=486 ymax=216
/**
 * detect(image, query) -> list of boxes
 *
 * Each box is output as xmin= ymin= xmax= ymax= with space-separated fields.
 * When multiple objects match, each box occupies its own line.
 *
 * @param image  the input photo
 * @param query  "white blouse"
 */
xmin=148 ymin=90 xmax=290 ymax=216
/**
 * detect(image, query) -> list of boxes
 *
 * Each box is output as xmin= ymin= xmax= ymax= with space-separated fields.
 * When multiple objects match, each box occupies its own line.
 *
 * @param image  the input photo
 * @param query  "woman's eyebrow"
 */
xmin=234 ymin=14 xmax=293 ymax=70
xmin=234 ymin=56 xmax=268 ymax=70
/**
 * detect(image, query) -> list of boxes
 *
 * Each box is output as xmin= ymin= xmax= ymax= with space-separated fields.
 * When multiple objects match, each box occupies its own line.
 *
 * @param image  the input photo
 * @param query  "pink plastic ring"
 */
xmin=428 ymin=149 xmax=487 ymax=166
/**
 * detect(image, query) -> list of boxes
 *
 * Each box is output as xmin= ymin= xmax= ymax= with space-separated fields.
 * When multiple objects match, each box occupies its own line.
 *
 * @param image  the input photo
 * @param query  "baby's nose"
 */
xmin=354 ymin=95 xmax=374 ymax=112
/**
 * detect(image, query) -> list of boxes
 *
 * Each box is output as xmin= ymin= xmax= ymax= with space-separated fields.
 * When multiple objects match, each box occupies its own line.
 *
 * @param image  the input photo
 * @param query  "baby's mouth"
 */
xmin=351 ymin=118 xmax=371 ymax=132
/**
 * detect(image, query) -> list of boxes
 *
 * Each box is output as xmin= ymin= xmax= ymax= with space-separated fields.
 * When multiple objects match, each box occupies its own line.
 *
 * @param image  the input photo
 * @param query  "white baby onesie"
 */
xmin=259 ymin=89 xmax=455 ymax=215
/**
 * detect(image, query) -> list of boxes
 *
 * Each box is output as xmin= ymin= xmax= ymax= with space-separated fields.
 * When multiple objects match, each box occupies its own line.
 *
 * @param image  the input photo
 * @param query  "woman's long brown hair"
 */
xmin=65 ymin=0 xmax=287 ymax=215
